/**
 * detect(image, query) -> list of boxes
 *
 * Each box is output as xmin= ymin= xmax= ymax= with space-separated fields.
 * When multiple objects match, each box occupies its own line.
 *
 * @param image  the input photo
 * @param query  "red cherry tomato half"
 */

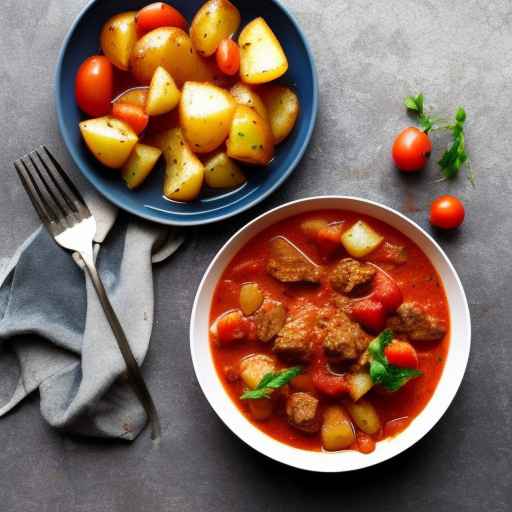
xmin=372 ymin=270 xmax=403 ymax=313
xmin=351 ymin=299 xmax=387 ymax=333
xmin=430 ymin=195 xmax=465 ymax=229
xmin=392 ymin=127 xmax=432 ymax=172
xmin=216 ymin=38 xmax=241 ymax=76
xmin=384 ymin=340 xmax=419 ymax=369
xmin=311 ymin=359 xmax=351 ymax=397
xmin=357 ymin=432 xmax=376 ymax=454
xmin=135 ymin=2 xmax=188 ymax=35
xmin=75 ymin=56 xmax=113 ymax=117
xmin=111 ymin=102 xmax=149 ymax=135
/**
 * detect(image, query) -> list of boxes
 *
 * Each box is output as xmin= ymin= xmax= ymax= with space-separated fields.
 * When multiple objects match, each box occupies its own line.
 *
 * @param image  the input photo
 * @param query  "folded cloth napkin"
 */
xmin=0 ymin=192 xmax=184 ymax=440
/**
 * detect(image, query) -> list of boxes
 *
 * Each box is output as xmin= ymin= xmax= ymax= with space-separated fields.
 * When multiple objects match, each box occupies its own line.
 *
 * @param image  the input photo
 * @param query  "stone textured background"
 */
xmin=0 ymin=0 xmax=511 ymax=510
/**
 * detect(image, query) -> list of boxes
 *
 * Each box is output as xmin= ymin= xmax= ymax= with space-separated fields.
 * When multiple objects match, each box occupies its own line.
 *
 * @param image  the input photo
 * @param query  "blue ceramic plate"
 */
xmin=56 ymin=0 xmax=318 ymax=225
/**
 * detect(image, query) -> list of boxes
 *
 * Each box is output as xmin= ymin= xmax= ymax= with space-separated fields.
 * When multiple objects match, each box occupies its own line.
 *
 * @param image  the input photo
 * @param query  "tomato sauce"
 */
xmin=209 ymin=210 xmax=450 ymax=452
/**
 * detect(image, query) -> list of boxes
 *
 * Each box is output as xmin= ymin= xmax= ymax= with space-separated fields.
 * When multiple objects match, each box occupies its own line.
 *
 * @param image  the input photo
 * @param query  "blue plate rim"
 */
xmin=55 ymin=0 xmax=319 ymax=226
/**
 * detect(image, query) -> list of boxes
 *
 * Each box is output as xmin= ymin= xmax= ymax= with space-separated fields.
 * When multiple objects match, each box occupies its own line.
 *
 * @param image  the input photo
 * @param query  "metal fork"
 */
xmin=14 ymin=146 xmax=161 ymax=442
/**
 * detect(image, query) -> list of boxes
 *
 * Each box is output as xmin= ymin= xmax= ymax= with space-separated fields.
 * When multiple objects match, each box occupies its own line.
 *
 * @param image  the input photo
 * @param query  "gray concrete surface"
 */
xmin=1 ymin=0 xmax=511 ymax=510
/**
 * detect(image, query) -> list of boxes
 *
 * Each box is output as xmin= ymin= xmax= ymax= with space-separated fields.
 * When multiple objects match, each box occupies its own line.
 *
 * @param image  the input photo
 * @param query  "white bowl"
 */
xmin=190 ymin=196 xmax=471 ymax=472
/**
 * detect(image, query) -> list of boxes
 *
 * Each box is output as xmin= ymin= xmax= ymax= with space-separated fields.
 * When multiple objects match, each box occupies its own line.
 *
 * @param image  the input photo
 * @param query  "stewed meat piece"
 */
xmin=320 ymin=309 xmax=371 ymax=362
xmin=286 ymin=392 xmax=321 ymax=433
xmin=267 ymin=236 xmax=322 ymax=284
xmin=387 ymin=302 xmax=447 ymax=341
xmin=273 ymin=307 xmax=317 ymax=363
xmin=252 ymin=299 xmax=287 ymax=342
xmin=368 ymin=242 xmax=408 ymax=265
xmin=329 ymin=258 xmax=376 ymax=294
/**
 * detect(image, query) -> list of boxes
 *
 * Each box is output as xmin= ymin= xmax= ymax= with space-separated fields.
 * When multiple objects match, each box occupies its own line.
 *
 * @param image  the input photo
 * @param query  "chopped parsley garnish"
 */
xmin=240 ymin=367 xmax=302 ymax=400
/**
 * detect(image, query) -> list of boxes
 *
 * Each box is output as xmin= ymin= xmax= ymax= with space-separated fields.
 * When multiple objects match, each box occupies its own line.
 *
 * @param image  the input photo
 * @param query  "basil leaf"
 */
xmin=240 ymin=367 xmax=302 ymax=400
xmin=368 ymin=330 xmax=422 ymax=392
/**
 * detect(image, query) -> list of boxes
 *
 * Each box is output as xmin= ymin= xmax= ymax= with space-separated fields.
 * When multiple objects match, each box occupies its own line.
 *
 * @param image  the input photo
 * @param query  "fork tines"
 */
xmin=14 ymin=146 xmax=90 ymax=228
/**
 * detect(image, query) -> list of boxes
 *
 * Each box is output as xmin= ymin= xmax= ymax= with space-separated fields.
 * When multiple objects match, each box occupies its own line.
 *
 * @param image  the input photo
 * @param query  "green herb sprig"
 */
xmin=368 ymin=330 xmax=422 ymax=392
xmin=240 ymin=367 xmax=302 ymax=400
xmin=404 ymin=94 xmax=473 ymax=184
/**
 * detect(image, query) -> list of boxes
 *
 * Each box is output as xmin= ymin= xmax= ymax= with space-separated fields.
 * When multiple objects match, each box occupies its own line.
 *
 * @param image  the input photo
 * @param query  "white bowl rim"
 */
xmin=190 ymin=195 xmax=471 ymax=472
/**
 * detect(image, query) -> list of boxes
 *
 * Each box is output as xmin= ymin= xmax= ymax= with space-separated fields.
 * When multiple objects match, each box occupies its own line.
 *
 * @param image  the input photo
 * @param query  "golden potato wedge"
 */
xmin=226 ymin=105 xmax=274 ymax=165
xmin=130 ymin=27 xmax=214 ymax=86
xmin=345 ymin=399 xmax=381 ymax=435
xmin=230 ymin=82 xmax=268 ymax=120
xmin=113 ymin=87 xmax=149 ymax=108
xmin=160 ymin=128 xmax=204 ymax=201
xmin=79 ymin=116 xmax=138 ymax=168
xmin=239 ymin=282 xmax=263 ymax=315
xmin=146 ymin=66 xmax=181 ymax=116
xmin=100 ymin=12 xmax=138 ymax=71
xmin=121 ymin=143 xmax=162 ymax=189
xmin=180 ymin=82 xmax=236 ymax=153
xmin=204 ymin=151 xmax=246 ymax=189
xmin=239 ymin=17 xmax=288 ymax=84
xmin=190 ymin=0 xmax=241 ymax=57
xmin=260 ymin=85 xmax=300 ymax=143
xmin=349 ymin=371 xmax=374 ymax=401
xmin=341 ymin=220 xmax=384 ymax=258
xmin=321 ymin=405 xmax=356 ymax=451
xmin=240 ymin=354 xmax=275 ymax=389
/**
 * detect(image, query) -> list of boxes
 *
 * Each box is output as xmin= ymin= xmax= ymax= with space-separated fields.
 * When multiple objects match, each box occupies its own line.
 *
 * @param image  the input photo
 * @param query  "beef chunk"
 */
xmin=329 ymin=258 xmax=376 ymax=294
xmin=252 ymin=299 xmax=287 ymax=342
xmin=369 ymin=242 xmax=408 ymax=265
xmin=267 ymin=237 xmax=322 ymax=284
xmin=273 ymin=308 xmax=316 ymax=363
xmin=286 ymin=392 xmax=321 ymax=433
xmin=387 ymin=302 xmax=447 ymax=341
xmin=321 ymin=309 xmax=371 ymax=362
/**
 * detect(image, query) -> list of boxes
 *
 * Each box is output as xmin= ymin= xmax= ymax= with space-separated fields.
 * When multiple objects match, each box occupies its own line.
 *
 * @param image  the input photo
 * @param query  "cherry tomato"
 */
xmin=111 ymin=103 xmax=149 ymax=135
xmin=75 ymin=56 xmax=113 ymax=117
xmin=371 ymin=270 xmax=403 ymax=313
xmin=216 ymin=38 xmax=241 ymax=76
xmin=351 ymin=299 xmax=386 ymax=333
xmin=384 ymin=340 xmax=419 ymax=369
xmin=430 ymin=195 xmax=465 ymax=229
xmin=216 ymin=310 xmax=255 ymax=344
xmin=135 ymin=2 xmax=187 ymax=35
xmin=392 ymin=127 xmax=432 ymax=172
xmin=311 ymin=358 xmax=351 ymax=397
xmin=357 ymin=432 xmax=376 ymax=454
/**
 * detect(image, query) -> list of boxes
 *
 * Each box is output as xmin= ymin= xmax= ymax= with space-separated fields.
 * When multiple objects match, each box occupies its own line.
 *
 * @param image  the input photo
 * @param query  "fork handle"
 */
xmin=79 ymin=249 xmax=161 ymax=443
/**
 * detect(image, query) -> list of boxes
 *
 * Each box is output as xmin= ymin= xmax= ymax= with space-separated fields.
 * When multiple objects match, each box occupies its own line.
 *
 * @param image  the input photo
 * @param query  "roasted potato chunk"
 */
xmin=180 ymin=82 xmax=236 ymax=153
xmin=341 ymin=220 xmax=384 ymax=258
xmin=239 ymin=282 xmax=264 ymax=316
xmin=226 ymin=105 xmax=274 ymax=165
xmin=239 ymin=17 xmax=288 ymax=84
xmin=113 ymin=87 xmax=149 ymax=108
xmin=260 ymin=85 xmax=300 ymax=144
xmin=190 ymin=0 xmax=241 ymax=57
xmin=100 ymin=12 xmax=138 ymax=71
xmin=79 ymin=116 xmax=138 ymax=168
xmin=159 ymin=128 xmax=204 ymax=201
xmin=348 ymin=371 xmax=374 ymax=401
xmin=146 ymin=67 xmax=181 ymax=116
xmin=240 ymin=354 xmax=276 ymax=390
xmin=345 ymin=399 xmax=381 ymax=435
xmin=230 ymin=82 xmax=268 ymax=120
xmin=321 ymin=405 xmax=355 ymax=451
xmin=204 ymin=152 xmax=246 ymax=189
xmin=121 ymin=143 xmax=162 ymax=189
xmin=130 ymin=27 xmax=214 ymax=86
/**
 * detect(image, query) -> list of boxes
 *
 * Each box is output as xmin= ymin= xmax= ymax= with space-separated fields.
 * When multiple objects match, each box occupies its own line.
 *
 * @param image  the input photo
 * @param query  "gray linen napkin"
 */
xmin=0 ymin=192 xmax=184 ymax=440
